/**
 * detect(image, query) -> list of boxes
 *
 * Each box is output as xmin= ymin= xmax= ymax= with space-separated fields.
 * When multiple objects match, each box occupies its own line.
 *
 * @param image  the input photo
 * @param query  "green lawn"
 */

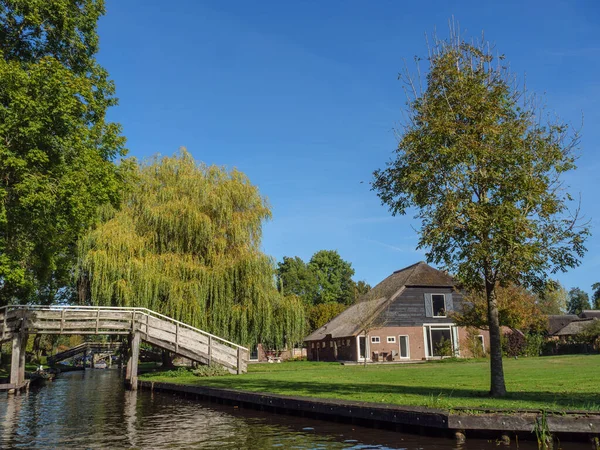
xmin=141 ymin=355 xmax=600 ymax=412
xmin=0 ymin=363 xmax=42 ymax=379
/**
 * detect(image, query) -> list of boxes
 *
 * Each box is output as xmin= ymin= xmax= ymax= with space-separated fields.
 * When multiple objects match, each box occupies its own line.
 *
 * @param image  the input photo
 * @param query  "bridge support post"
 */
xmin=9 ymin=331 xmax=28 ymax=393
xmin=125 ymin=332 xmax=140 ymax=390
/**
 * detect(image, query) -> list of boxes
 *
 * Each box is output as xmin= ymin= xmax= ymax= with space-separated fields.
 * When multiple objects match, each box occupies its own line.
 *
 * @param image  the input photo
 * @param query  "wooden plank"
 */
xmin=177 ymin=334 xmax=209 ymax=354
xmin=146 ymin=315 xmax=176 ymax=334
xmin=177 ymin=326 xmax=209 ymax=345
xmin=146 ymin=326 xmax=176 ymax=343
xmin=97 ymin=311 xmax=134 ymax=320
xmin=29 ymin=320 xmax=132 ymax=331
xmin=212 ymin=340 xmax=238 ymax=359
xmin=38 ymin=310 xmax=100 ymax=320
xmin=208 ymin=335 xmax=212 ymax=365
xmin=143 ymin=335 xmax=210 ymax=366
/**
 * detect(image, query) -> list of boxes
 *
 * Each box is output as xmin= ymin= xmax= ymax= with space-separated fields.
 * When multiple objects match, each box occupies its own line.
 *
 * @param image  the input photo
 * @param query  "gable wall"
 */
xmin=379 ymin=286 xmax=464 ymax=327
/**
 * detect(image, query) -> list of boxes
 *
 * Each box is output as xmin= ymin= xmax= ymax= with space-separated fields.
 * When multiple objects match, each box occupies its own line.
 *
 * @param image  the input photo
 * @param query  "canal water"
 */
xmin=0 ymin=369 xmax=543 ymax=449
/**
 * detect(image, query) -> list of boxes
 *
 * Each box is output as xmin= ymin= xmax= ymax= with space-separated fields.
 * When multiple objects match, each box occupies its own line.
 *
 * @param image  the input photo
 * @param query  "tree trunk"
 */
xmin=161 ymin=349 xmax=175 ymax=368
xmin=486 ymin=284 xmax=507 ymax=397
xmin=33 ymin=334 xmax=42 ymax=364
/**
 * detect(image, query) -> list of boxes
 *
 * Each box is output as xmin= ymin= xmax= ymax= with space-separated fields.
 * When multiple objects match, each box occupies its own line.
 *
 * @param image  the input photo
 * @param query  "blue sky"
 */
xmin=98 ymin=0 xmax=599 ymax=295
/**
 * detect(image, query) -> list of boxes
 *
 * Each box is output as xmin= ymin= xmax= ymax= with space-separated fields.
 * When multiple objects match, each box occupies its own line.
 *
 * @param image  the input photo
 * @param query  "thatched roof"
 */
xmin=580 ymin=310 xmax=600 ymax=319
xmin=547 ymin=315 xmax=579 ymax=335
xmin=304 ymin=261 xmax=455 ymax=341
xmin=554 ymin=318 xmax=598 ymax=336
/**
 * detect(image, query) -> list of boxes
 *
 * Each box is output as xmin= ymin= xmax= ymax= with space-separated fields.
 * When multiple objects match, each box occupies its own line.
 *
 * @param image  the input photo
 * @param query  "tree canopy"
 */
xmin=0 ymin=0 xmax=128 ymax=305
xmin=308 ymin=250 xmax=356 ymax=305
xmin=567 ymin=287 xmax=590 ymax=315
xmin=592 ymin=283 xmax=600 ymax=310
xmin=277 ymin=250 xmax=368 ymax=307
xmin=277 ymin=256 xmax=317 ymax=302
xmin=77 ymin=150 xmax=305 ymax=349
xmin=453 ymin=284 xmax=547 ymax=333
xmin=372 ymin=28 xmax=588 ymax=396
xmin=537 ymin=280 xmax=568 ymax=315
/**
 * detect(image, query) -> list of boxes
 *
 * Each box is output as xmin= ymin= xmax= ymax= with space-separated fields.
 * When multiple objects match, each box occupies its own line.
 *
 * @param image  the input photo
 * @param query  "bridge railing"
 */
xmin=0 ymin=305 xmax=248 ymax=373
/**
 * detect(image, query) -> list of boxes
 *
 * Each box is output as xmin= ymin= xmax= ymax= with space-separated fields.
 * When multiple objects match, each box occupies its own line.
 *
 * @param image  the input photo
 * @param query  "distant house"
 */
xmin=552 ymin=318 xmax=598 ymax=339
xmin=304 ymin=262 xmax=490 ymax=362
xmin=548 ymin=310 xmax=599 ymax=340
xmin=580 ymin=310 xmax=600 ymax=319
xmin=547 ymin=314 xmax=580 ymax=335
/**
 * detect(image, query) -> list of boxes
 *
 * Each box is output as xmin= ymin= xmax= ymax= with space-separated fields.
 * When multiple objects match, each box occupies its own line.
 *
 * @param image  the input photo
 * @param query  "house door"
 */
xmin=398 ymin=335 xmax=410 ymax=359
xmin=358 ymin=336 xmax=367 ymax=360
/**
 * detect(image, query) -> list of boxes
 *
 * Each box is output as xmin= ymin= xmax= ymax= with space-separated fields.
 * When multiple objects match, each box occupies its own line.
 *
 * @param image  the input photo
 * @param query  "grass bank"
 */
xmin=140 ymin=354 xmax=600 ymax=412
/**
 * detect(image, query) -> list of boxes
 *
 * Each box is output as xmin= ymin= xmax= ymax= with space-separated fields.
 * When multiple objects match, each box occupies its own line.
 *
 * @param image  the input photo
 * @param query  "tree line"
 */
xmin=276 ymin=251 xmax=370 ymax=331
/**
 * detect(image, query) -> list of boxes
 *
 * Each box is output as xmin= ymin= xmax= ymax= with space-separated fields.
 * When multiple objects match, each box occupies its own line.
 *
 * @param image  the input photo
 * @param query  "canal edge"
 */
xmin=137 ymin=380 xmax=600 ymax=444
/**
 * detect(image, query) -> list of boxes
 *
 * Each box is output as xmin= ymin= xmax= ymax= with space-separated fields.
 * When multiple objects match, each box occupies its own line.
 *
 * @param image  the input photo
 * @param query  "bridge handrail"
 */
xmin=0 ymin=304 xmax=248 ymax=352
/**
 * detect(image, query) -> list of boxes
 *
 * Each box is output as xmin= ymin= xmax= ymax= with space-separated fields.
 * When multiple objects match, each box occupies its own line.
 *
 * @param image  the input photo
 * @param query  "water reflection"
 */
xmin=0 ymin=369 xmax=541 ymax=449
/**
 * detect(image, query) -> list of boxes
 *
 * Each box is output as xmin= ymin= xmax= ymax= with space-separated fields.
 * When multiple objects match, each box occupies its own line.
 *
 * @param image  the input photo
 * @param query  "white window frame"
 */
xmin=431 ymin=293 xmax=447 ymax=318
xmin=386 ymin=336 xmax=396 ymax=343
xmin=398 ymin=335 xmax=410 ymax=359
xmin=357 ymin=335 xmax=368 ymax=361
xmin=478 ymin=335 xmax=485 ymax=353
xmin=423 ymin=324 xmax=459 ymax=359
xmin=371 ymin=336 xmax=381 ymax=344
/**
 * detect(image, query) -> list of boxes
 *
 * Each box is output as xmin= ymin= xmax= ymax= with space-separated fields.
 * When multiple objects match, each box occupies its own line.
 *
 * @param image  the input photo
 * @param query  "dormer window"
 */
xmin=432 ymin=294 xmax=446 ymax=317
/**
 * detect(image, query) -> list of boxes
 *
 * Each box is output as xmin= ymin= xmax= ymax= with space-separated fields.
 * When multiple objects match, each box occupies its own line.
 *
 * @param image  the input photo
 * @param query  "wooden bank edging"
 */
xmin=137 ymin=380 xmax=600 ymax=440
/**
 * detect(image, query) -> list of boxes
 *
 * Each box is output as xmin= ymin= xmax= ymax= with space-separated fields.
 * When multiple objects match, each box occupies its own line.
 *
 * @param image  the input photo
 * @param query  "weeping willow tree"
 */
xmin=77 ymin=149 xmax=305 ymax=348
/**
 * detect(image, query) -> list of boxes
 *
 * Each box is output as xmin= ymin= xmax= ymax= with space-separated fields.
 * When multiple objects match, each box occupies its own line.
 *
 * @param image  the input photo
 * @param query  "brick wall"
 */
xmin=306 ymin=325 xmax=492 ymax=362
xmin=367 ymin=326 xmax=426 ymax=360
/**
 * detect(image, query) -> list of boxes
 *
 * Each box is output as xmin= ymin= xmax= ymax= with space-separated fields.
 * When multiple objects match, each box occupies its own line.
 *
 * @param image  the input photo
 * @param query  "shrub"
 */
xmin=502 ymin=331 xmax=526 ymax=357
xmin=463 ymin=327 xmax=486 ymax=358
xmin=434 ymin=336 xmax=453 ymax=357
xmin=145 ymin=367 xmax=190 ymax=378
xmin=524 ymin=333 xmax=545 ymax=357
xmin=192 ymin=364 xmax=230 ymax=377
xmin=577 ymin=320 xmax=600 ymax=346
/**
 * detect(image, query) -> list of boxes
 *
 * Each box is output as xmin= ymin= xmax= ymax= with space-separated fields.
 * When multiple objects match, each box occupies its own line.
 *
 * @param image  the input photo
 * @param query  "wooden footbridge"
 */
xmin=0 ymin=305 xmax=248 ymax=392
xmin=47 ymin=341 xmax=122 ymax=366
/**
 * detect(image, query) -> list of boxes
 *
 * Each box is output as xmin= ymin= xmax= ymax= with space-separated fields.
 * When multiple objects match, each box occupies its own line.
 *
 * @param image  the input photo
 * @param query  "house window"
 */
xmin=399 ymin=335 xmax=410 ymax=359
xmin=346 ymin=339 xmax=350 ymax=346
xmin=423 ymin=325 xmax=459 ymax=358
xmin=387 ymin=336 xmax=396 ymax=343
xmin=432 ymin=294 xmax=446 ymax=317
xmin=322 ymin=342 xmax=326 ymax=348
xmin=311 ymin=342 xmax=314 ymax=349
xmin=478 ymin=335 xmax=485 ymax=353
xmin=371 ymin=336 xmax=380 ymax=344
xmin=329 ymin=341 xmax=333 ymax=348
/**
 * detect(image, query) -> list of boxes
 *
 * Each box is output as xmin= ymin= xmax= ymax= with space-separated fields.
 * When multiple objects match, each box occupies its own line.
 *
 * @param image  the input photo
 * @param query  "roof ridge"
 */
xmin=403 ymin=260 xmax=426 ymax=284
xmin=392 ymin=261 xmax=425 ymax=274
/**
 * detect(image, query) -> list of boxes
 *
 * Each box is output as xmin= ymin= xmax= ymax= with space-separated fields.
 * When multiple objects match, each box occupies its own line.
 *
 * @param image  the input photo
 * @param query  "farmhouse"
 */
xmin=304 ymin=261 xmax=489 ymax=362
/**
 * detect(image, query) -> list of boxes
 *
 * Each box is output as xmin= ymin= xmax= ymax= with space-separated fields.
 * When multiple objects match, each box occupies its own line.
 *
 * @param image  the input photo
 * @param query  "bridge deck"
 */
xmin=47 ymin=341 xmax=122 ymax=365
xmin=0 ymin=305 xmax=248 ymax=384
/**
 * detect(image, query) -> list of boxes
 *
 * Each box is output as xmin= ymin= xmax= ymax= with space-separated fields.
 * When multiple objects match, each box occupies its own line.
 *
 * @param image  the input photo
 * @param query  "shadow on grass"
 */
xmin=195 ymin=377 xmax=600 ymax=411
